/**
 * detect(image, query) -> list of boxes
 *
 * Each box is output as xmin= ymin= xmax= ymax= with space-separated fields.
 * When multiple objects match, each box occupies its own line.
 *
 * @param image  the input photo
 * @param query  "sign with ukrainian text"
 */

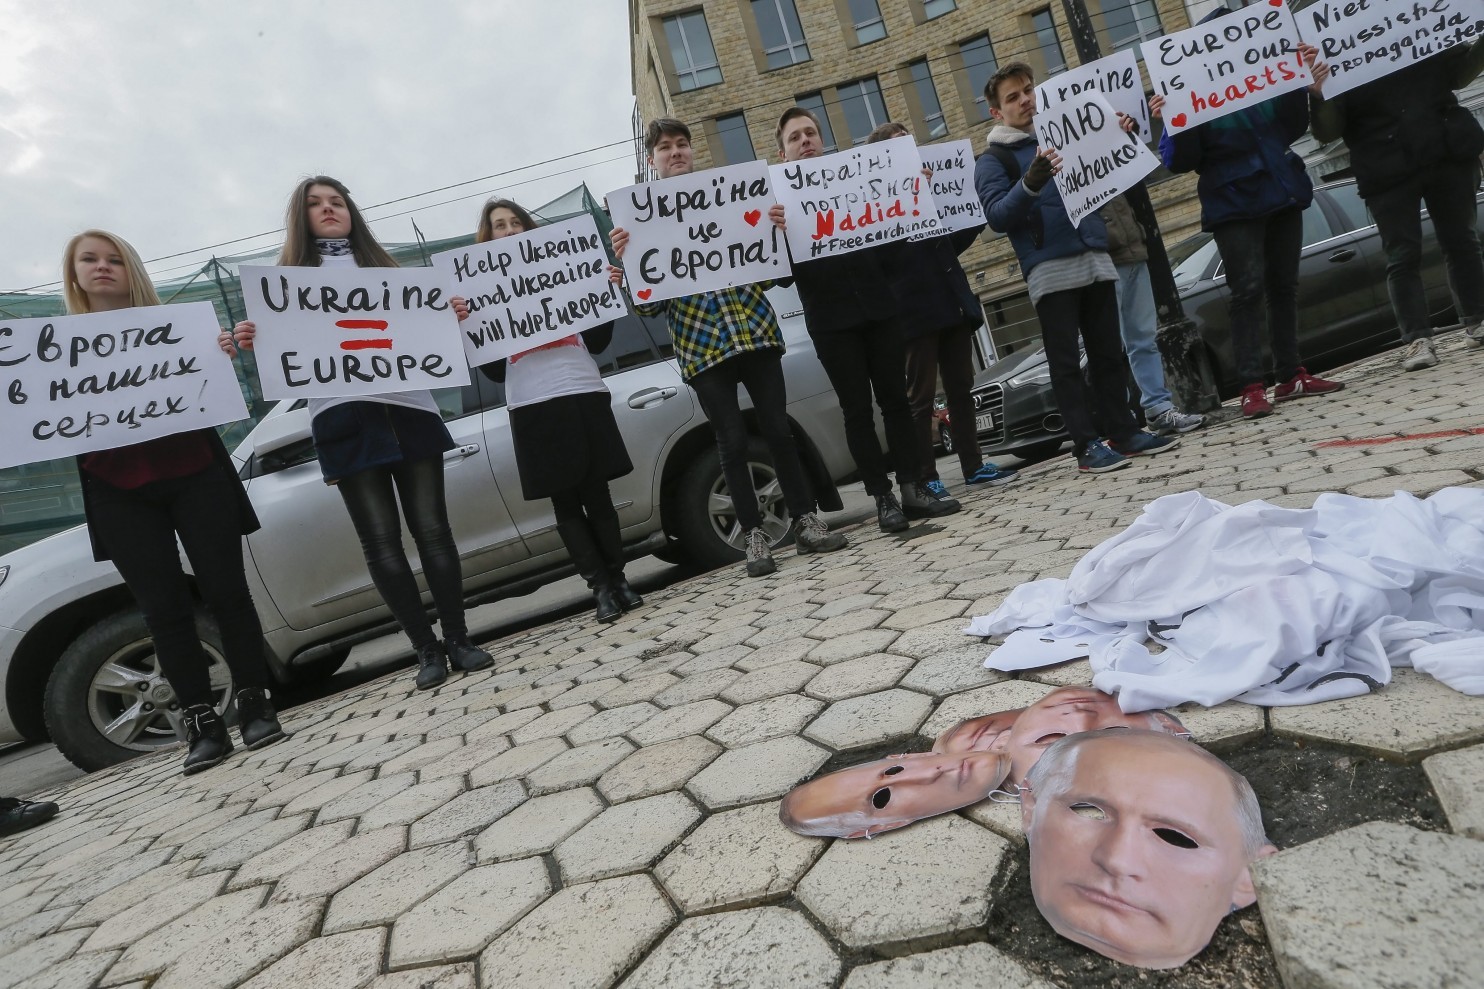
xmin=0 ymin=302 xmax=249 ymax=469
xmin=915 ymin=139 xmax=986 ymax=236
xmin=240 ymin=264 xmax=470 ymax=401
xmin=1042 ymin=48 xmax=1153 ymax=141
xmin=1141 ymin=2 xmax=1310 ymax=133
xmin=769 ymin=136 xmax=942 ymax=261
xmin=433 ymin=214 xmax=625 ymax=365
xmin=607 ymin=160 xmax=789 ymax=304
xmin=1034 ymin=88 xmax=1160 ymax=227
xmin=1295 ymin=0 xmax=1484 ymax=96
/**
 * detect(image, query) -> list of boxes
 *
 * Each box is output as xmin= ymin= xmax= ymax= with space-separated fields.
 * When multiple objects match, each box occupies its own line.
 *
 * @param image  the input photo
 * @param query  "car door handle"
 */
xmin=627 ymin=387 xmax=678 ymax=409
xmin=443 ymin=443 xmax=480 ymax=462
xmin=1328 ymin=249 xmax=1357 ymax=263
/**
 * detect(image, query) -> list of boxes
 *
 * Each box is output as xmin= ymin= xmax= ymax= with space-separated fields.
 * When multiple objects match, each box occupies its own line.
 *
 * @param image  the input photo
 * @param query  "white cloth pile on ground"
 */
xmin=964 ymin=488 xmax=1484 ymax=711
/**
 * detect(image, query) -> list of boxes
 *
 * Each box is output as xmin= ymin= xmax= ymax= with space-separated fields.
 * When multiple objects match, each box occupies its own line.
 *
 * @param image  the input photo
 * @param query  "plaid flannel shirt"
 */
xmin=631 ymin=282 xmax=783 ymax=382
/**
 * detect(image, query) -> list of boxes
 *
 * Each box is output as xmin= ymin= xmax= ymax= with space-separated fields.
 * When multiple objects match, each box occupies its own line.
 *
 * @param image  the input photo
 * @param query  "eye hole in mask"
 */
xmin=872 ymin=788 xmax=892 ymax=809
xmin=883 ymin=765 xmax=904 ymax=776
xmin=1154 ymin=828 xmax=1199 ymax=849
xmin=1035 ymin=732 xmax=1068 ymax=746
xmin=1070 ymin=802 xmax=1107 ymax=820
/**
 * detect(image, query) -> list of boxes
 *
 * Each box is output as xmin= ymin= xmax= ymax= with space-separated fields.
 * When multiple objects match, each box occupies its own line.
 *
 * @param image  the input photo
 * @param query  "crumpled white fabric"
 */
xmin=963 ymin=488 xmax=1484 ymax=711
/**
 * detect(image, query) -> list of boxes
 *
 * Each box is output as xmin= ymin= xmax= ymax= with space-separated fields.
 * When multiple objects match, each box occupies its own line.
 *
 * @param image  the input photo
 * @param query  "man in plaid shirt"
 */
xmin=610 ymin=118 xmax=847 ymax=579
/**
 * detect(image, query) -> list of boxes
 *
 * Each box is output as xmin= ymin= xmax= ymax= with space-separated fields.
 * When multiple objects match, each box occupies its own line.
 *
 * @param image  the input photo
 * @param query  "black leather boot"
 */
xmin=0 ymin=797 xmax=59 ymax=836
xmin=181 ymin=704 xmax=233 ymax=776
xmin=558 ymin=518 xmax=623 ymax=624
xmin=445 ymin=635 xmax=494 ymax=672
xmin=235 ymin=688 xmax=289 ymax=750
xmin=415 ymin=641 xmax=449 ymax=690
xmin=592 ymin=512 xmax=643 ymax=611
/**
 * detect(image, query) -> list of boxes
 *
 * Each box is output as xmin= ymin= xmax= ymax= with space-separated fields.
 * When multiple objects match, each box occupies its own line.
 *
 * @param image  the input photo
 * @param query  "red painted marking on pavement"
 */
xmin=1315 ymin=426 xmax=1484 ymax=449
xmin=335 ymin=319 xmax=389 ymax=331
xmin=340 ymin=340 xmax=394 ymax=351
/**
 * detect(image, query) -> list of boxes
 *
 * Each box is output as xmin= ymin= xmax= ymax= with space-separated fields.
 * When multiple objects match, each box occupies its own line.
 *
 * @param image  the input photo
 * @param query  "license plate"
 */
xmin=976 ymin=413 xmax=994 ymax=432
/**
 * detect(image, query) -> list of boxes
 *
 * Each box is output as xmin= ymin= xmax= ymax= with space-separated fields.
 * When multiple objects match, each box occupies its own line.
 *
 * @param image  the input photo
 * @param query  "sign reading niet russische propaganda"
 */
xmin=1295 ymin=0 xmax=1484 ymax=97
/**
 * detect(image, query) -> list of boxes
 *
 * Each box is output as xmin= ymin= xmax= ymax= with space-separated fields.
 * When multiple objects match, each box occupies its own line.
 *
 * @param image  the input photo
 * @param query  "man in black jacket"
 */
xmin=1311 ymin=43 xmax=1484 ymax=370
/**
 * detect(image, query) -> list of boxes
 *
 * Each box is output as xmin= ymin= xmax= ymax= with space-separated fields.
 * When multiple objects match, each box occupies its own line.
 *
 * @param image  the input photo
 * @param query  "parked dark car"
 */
xmin=971 ymin=178 xmax=1482 ymax=460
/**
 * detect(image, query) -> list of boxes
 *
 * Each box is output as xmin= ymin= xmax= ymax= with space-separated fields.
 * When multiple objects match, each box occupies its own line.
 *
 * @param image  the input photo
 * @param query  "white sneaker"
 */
xmin=1401 ymin=338 xmax=1439 ymax=371
xmin=1465 ymin=321 xmax=1484 ymax=348
xmin=1149 ymin=408 xmax=1206 ymax=434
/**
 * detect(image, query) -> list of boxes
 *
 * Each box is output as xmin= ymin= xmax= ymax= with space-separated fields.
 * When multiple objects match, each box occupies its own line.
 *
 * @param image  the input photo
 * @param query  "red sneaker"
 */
xmin=1241 ymin=383 xmax=1273 ymax=419
xmin=1274 ymin=367 xmax=1344 ymax=401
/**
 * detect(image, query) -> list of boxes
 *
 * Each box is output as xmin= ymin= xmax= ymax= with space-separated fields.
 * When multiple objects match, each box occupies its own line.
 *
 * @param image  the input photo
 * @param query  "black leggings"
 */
xmin=550 ymin=478 xmax=619 ymax=530
xmin=89 ymin=467 xmax=269 ymax=707
xmin=336 ymin=456 xmax=466 ymax=649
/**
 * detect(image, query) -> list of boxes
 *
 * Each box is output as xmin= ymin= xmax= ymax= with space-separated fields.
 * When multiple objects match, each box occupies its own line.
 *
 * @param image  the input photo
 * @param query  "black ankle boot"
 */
xmin=182 ymin=704 xmax=233 ymax=776
xmin=610 ymin=573 xmax=643 ymax=611
xmin=593 ymin=583 xmax=622 ymax=624
xmin=415 ymin=641 xmax=449 ymax=690
xmin=445 ymin=635 xmax=494 ymax=672
xmin=235 ymin=688 xmax=289 ymax=750
xmin=591 ymin=514 xmax=642 ymax=612
xmin=557 ymin=518 xmax=623 ymax=625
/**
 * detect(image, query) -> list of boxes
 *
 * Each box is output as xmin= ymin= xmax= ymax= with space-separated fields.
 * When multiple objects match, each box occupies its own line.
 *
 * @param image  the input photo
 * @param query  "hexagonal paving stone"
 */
xmin=325 ymin=841 xmax=471 ymax=934
xmin=0 ymin=905 xmax=73 ymax=959
xmin=619 ymin=906 xmax=839 ymax=989
xmin=596 ymin=674 xmax=680 ymax=709
xmin=1017 ymin=658 xmax=1093 ymax=687
xmin=419 ymin=738 xmax=515 ymax=783
xmin=150 ymin=897 xmax=324 ymax=989
xmin=917 ymin=680 xmax=1057 ymax=742
xmin=64 ymin=859 xmax=197 ymax=928
xmin=0 ymin=929 xmax=91 ymax=989
xmin=410 ymin=780 xmax=526 ymax=848
xmin=807 ymin=629 xmax=901 ymax=666
xmin=1424 ymin=743 xmax=1484 ymax=839
xmin=268 ymin=825 xmax=408 ymax=903
xmin=553 ymin=791 xmax=702 ymax=884
xmin=899 ymin=652 xmax=1007 ymax=697
xmin=380 ymin=736 xmax=468 ymax=775
xmin=720 ymin=661 xmax=820 ymax=705
xmin=655 ymin=800 xmax=827 ymax=912
xmin=356 ymin=777 xmax=466 ymax=832
xmin=1270 ymin=668 xmax=1484 ymax=757
xmin=474 ymin=788 xmax=605 ymax=864
xmin=961 ymin=798 xmax=1028 ymax=846
xmin=796 ymin=814 xmax=1010 ymax=948
xmin=804 ymin=689 xmax=933 ymax=751
xmin=1166 ymin=699 xmax=1266 ymax=750
xmin=628 ymin=699 xmax=732 ymax=746
xmin=319 ymin=772 xmax=418 ymax=823
xmin=466 ymin=737 xmax=568 ymax=788
xmin=527 ymin=738 xmax=634 ymax=796
xmin=805 ymin=654 xmax=915 ymax=701
xmin=388 ymin=858 xmax=551 ymax=967
xmin=735 ymin=639 xmax=816 ymax=671
xmin=706 ymin=694 xmax=825 ymax=748
xmin=597 ymin=735 xmax=722 ymax=803
xmin=565 ymin=702 xmax=661 ymax=746
xmin=237 ymin=927 xmax=385 ymax=989
xmin=80 ymin=870 xmax=227 ymax=951
xmin=887 ymin=619 xmax=993 ymax=662
xmin=686 ymin=736 xmax=831 ymax=810
xmin=840 ymin=942 xmax=1058 ymax=989
xmin=462 ymin=707 xmax=543 ymax=745
xmin=365 ymin=963 xmax=475 ymax=989
xmin=477 ymin=874 xmax=675 ymax=989
xmin=226 ymin=820 xmax=355 ymax=891
xmin=652 ymin=669 xmax=743 ymax=708
xmin=8 ymin=949 xmax=119 ymax=989
xmin=510 ymin=705 xmax=597 ymax=745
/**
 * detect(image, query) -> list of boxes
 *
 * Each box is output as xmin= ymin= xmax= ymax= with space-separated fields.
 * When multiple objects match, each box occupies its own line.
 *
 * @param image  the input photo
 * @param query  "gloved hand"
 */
xmin=1024 ymin=152 xmax=1055 ymax=193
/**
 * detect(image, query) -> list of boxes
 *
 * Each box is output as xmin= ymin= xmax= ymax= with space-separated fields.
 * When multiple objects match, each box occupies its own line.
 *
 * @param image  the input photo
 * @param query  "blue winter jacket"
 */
xmin=975 ymin=126 xmax=1108 ymax=278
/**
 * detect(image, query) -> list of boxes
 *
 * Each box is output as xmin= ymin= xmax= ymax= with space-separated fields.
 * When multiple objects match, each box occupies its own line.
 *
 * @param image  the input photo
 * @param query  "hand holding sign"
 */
xmin=1033 ymin=87 xmax=1159 ymax=226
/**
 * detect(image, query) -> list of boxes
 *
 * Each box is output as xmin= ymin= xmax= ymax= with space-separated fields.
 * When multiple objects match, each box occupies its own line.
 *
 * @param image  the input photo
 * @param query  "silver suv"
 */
xmin=0 ymin=286 xmax=854 ymax=771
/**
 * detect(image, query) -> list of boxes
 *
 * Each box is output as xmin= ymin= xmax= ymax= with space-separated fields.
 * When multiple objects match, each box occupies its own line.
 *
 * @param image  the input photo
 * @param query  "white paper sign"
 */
xmin=1034 ymin=89 xmax=1160 ymax=227
xmin=916 ymin=139 xmax=986 ymax=234
xmin=769 ymin=136 xmax=942 ymax=260
xmin=240 ymin=265 xmax=470 ymax=401
xmin=1040 ymin=49 xmax=1152 ymax=141
xmin=433 ymin=215 xmax=626 ymax=365
xmin=0 ymin=302 xmax=249 ymax=469
xmin=1297 ymin=0 xmax=1484 ymax=96
xmin=606 ymin=161 xmax=789 ymax=304
xmin=1141 ymin=1 xmax=1311 ymax=133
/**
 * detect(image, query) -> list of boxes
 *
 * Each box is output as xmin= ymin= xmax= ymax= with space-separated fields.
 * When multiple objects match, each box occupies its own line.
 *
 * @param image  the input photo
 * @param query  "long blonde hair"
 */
xmin=277 ymin=175 xmax=397 ymax=268
xmin=62 ymin=230 xmax=160 ymax=314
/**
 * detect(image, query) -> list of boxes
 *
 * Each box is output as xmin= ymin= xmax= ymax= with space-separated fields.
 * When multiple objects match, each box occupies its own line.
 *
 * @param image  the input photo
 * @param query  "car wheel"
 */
xmin=939 ymin=423 xmax=954 ymax=455
xmin=673 ymin=438 xmax=791 ymax=570
xmin=43 ymin=607 xmax=233 ymax=772
xmin=1017 ymin=440 xmax=1068 ymax=463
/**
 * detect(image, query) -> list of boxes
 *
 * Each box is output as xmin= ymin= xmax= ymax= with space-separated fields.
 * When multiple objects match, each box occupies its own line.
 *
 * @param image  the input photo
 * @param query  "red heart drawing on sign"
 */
xmin=1268 ymin=0 xmax=1281 ymax=6
xmin=636 ymin=289 xmax=653 ymax=300
xmin=1170 ymin=113 xmax=1188 ymax=128
xmin=743 ymin=209 xmax=762 ymax=226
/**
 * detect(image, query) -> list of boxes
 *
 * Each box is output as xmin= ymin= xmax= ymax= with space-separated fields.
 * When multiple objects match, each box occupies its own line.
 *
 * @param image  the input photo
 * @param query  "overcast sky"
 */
xmin=0 ymin=0 xmax=637 ymax=292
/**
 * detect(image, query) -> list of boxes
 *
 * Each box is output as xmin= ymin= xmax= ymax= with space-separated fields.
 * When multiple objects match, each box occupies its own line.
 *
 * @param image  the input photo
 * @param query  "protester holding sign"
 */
xmin=229 ymin=177 xmax=492 ymax=690
xmin=63 ymin=230 xmax=284 ymax=776
xmin=452 ymin=199 xmax=641 ymax=623
xmin=1155 ymin=9 xmax=1343 ymax=419
xmin=610 ymin=118 xmax=847 ymax=577
xmin=1310 ymin=41 xmax=1484 ymax=370
xmin=975 ymin=64 xmax=1179 ymax=476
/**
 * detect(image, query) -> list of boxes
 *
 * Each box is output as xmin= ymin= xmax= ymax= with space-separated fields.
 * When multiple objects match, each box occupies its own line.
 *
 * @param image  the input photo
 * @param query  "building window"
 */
xmin=959 ymin=35 xmax=1000 ymax=121
xmin=1098 ymin=0 xmax=1164 ymax=52
xmin=753 ymin=0 xmax=811 ymax=69
xmin=838 ymin=77 xmax=890 ymax=145
xmin=662 ymin=10 xmax=722 ymax=91
xmin=848 ymin=0 xmax=887 ymax=43
xmin=909 ymin=60 xmax=949 ymax=139
xmin=1031 ymin=9 xmax=1067 ymax=75
xmin=714 ymin=113 xmax=757 ymax=164
xmin=796 ymin=92 xmax=839 ymax=152
xmin=923 ymin=0 xmax=957 ymax=19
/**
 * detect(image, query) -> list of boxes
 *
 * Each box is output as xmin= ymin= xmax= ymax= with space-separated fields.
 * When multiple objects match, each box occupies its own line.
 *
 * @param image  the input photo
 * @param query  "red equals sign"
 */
xmin=337 ymin=319 xmax=392 ymax=350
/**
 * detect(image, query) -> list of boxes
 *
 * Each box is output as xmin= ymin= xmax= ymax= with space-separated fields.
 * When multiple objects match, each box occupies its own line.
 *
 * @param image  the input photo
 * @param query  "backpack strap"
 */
xmin=981 ymin=144 xmax=1044 ymax=250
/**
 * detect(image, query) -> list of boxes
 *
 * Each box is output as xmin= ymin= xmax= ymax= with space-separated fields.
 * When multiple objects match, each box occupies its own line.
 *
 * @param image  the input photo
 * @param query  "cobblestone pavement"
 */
xmin=4 ymin=332 xmax=1483 ymax=989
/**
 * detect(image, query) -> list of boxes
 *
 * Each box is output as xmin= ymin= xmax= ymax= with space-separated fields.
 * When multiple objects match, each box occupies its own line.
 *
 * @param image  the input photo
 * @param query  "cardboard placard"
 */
xmin=1297 ymin=0 xmax=1484 ymax=96
xmin=1040 ymin=48 xmax=1153 ymax=141
xmin=917 ymin=139 xmax=987 ymax=234
xmin=1034 ymin=88 xmax=1161 ymax=226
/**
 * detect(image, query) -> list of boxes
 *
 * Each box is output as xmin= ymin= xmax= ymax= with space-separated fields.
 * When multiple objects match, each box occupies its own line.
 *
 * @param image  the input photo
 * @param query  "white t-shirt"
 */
xmin=504 ymin=335 xmax=607 ymax=411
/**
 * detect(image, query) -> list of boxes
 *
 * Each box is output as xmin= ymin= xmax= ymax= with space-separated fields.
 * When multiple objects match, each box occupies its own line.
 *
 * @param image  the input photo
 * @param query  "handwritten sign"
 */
xmin=1296 ymin=0 xmax=1484 ymax=96
xmin=769 ymin=136 xmax=942 ymax=260
xmin=0 ymin=302 xmax=249 ymax=469
xmin=240 ymin=265 xmax=470 ymax=401
xmin=1034 ymin=89 xmax=1160 ymax=227
xmin=433 ymin=215 xmax=626 ymax=365
xmin=915 ymin=140 xmax=986 ymax=235
xmin=606 ymin=161 xmax=788 ymax=304
xmin=1141 ymin=1 xmax=1310 ymax=133
xmin=1041 ymin=48 xmax=1152 ymax=141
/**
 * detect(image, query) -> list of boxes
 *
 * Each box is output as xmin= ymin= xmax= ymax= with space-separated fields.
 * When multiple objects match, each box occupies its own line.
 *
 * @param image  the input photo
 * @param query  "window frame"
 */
xmin=752 ymin=0 xmax=812 ymax=70
xmin=796 ymin=92 xmax=840 ymax=153
xmin=837 ymin=76 xmax=890 ymax=145
xmin=958 ymin=34 xmax=1000 ymax=123
xmin=713 ymin=111 xmax=758 ymax=166
xmin=908 ymin=59 xmax=949 ymax=140
xmin=847 ymin=0 xmax=887 ymax=44
xmin=662 ymin=9 xmax=723 ymax=92
xmin=1031 ymin=8 xmax=1068 ymax=76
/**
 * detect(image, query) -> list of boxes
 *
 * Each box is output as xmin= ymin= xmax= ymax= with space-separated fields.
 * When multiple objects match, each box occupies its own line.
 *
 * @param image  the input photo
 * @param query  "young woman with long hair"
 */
xmin=227 ymin=176 xmax=493 ymax=689
xmin=452 ymin=198 xmax=641 ymax=623
xmin=65 ymin=229 xmax=285 ymax=775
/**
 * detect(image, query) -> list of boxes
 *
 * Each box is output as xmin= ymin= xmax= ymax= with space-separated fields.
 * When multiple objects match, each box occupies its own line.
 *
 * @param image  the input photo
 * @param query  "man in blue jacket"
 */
xmin=975 ymin=62 xmax=1178 ymax=474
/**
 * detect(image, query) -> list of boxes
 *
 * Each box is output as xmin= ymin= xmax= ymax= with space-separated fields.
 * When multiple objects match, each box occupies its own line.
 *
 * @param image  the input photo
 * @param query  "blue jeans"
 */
xmin=1114 ymin=262 xmax=1174 ymax=417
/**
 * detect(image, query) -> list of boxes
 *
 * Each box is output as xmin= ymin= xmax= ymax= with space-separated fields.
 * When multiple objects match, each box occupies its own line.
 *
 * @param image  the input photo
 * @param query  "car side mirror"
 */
xmin=251 ymin=408 xmax=315 ymax=474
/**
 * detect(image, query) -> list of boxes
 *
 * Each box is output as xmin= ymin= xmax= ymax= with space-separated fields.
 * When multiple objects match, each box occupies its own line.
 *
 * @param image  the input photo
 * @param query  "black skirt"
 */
xmin=509 ymin=391 xmax=632 ymax=500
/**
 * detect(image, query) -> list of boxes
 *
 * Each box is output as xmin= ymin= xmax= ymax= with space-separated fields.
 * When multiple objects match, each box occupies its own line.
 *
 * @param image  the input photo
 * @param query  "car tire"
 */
xmin=939 ymin=423 xmax=954 ymax=455
xmin=672 ymin=438 xmax=791 ymax=571
xmin=43 ymin=607 xmax=234 ymax=772
xmin=1017 ymin=440 xmax=1068 ymax=462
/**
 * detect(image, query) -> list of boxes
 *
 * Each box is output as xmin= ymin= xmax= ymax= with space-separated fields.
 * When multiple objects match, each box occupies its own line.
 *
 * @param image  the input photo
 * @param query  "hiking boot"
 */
xmin=1076 ymin=440 xmax=1130 ymax=475
xmin=415 ymin=641 xmax=449 ymax=691
xmin=1110 ymin=431 xmax=1180 ymax=457
xmin=234 ymin=688 xmax=288 ymax=750
xmin=1401 ymin=338 xmax=1439 ymax=371
xmin=1241 ymin=383 xmax=1273 ymax=419
xmin=1148 ymin=408 xmax=1206 ymax=434
xmin=794 ymin=512 xmax=847 ymax=554
xmin=1466 ymin=320 xmax=1484 ymax=348
xmin=874 ymin=493 xmax=909 ymax=533
xmin=900 ymin=481 xmax=960 ymax=519
xmin=445 ymin=635 xmax=494 ymax=672
xmin=0 ymin=797 xmax=59 ymax=837
xmin=965 ymin=462 xmax=1020 ymax=486
xmin=744 ymin=526 xmax=777 ymax=577
xmin=182 ymin=704 xmax=233 ymax=775
xmin=1274 ymin=367 xmax=1344 ymax=401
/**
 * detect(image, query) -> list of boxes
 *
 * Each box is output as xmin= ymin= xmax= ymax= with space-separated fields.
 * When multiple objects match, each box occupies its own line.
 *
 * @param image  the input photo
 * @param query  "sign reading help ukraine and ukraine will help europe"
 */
xmin=432 ymin=214 xmax=626 ymax=365
xmin=240 ymin=264 xmax=471 ymax=401
xmin=1141 ymin=1 xmax=1312 ymax=133
xmin=1034 ymin=87 xmax=1160 ymax=227
xmin=769 ymin=136 xmax=942 ymax=260
xmin=1295 ymin=0 xmax=1484 ymax=97
xmin=607 ymin=160 xmax=789 ymax=304
xmin=0 ymin=302 xmax=250 ymax=469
